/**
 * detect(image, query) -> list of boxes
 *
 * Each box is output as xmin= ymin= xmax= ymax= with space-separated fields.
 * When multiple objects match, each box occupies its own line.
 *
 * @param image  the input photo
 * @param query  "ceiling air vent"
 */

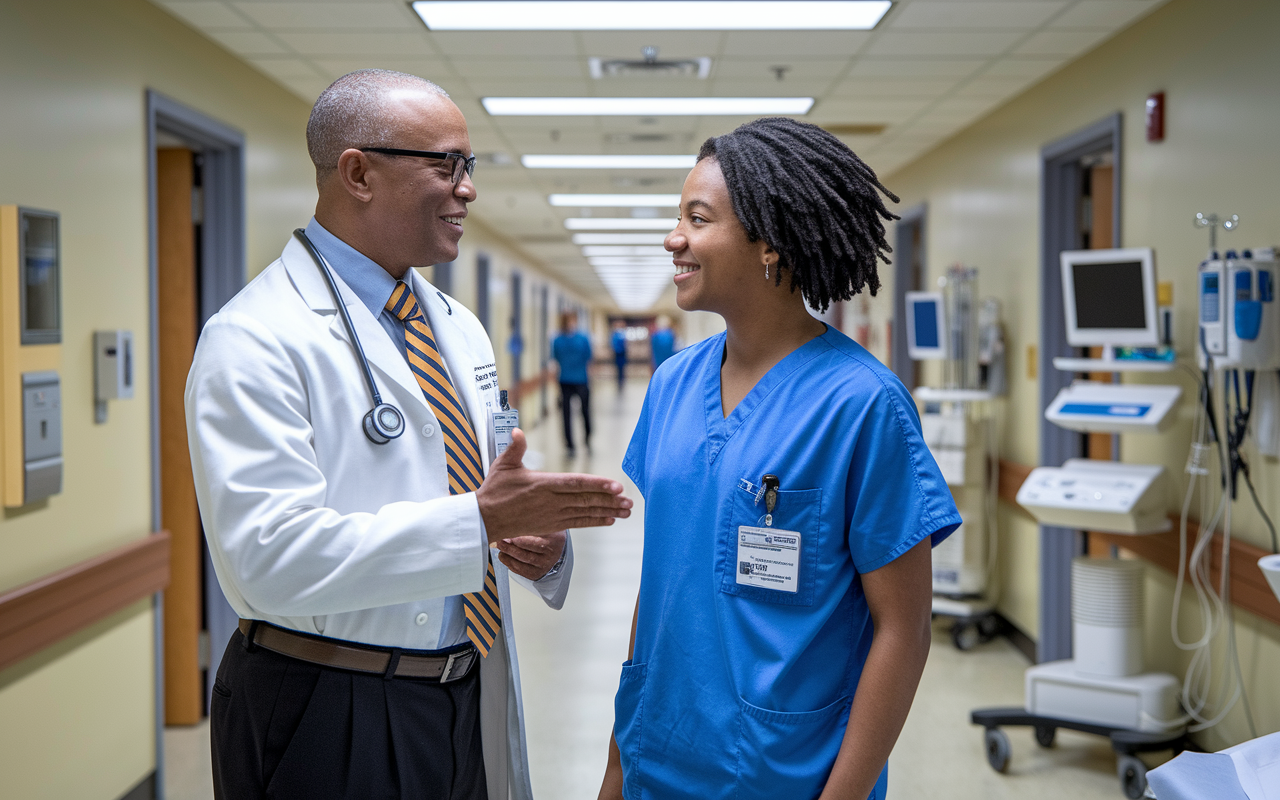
xmin=589 ymin=47 xmax=711 ymax=79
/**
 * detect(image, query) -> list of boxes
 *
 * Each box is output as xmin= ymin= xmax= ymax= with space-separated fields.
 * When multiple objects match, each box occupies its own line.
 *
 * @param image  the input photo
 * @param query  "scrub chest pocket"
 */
xmin=718 ymin=480 xmax=823 ymax=607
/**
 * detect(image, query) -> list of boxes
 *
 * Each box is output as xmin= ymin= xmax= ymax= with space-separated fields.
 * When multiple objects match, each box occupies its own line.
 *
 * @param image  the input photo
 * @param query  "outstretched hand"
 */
xmin=477 ymin=428 xmax=632 ymax=547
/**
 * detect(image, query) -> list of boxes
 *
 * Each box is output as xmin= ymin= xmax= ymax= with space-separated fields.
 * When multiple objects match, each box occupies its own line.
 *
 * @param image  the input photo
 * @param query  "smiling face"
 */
xmin=664 ymin=158 xmax=773 ymax=314
xmin=337 ymin=90 xmax=477 ymax=272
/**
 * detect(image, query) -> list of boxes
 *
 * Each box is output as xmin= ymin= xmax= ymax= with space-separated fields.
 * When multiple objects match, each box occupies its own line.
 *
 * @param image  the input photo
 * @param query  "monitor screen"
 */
xmin=912 ymin=299 xmax=940 ymax=348
xmin=1070 ymin=260 xmax=1147 ymax=330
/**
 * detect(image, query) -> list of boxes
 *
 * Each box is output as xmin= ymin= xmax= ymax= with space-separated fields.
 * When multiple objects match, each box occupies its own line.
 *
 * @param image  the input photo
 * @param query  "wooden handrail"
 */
xmin=0 ymin=531 xmax=170 ymax=672
xmin=995 ymin=460 xmax=1280 ymax=627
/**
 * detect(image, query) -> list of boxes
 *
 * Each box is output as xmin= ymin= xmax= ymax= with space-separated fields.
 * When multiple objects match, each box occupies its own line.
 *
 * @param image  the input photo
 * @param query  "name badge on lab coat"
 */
xmin=736 ymin=527 xmax=801 ymax=592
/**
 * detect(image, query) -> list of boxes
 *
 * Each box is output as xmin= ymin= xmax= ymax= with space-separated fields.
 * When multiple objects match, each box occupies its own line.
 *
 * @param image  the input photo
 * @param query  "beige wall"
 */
xmin=0 ymin=0 xmax=596 ymax=796
xmin=879 ymin=0 xmax=1280 ymax=748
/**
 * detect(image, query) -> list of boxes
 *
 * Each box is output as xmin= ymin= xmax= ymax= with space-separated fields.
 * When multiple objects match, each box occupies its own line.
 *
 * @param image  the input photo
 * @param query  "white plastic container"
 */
xmin=1072 ymin=558 xmax=1145 ymax=677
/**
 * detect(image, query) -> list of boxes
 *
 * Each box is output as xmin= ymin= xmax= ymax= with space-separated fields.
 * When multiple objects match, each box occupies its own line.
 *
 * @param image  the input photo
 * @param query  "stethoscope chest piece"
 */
xmin=363 ymin=402 xmax=405 ymax=444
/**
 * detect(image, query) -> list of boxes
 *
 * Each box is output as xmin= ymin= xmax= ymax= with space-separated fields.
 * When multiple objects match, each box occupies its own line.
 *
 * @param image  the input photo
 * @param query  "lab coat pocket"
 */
xmin=614 ymin=660 xmax=648 ymax=800
xmin=719 ymin=483 xmax=822 ymax=606
xmin=734 ymin=694 xmax=851 ymax=800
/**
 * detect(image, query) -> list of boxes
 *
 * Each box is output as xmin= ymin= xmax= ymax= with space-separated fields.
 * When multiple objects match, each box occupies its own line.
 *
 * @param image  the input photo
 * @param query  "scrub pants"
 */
xmin=210 ymin=630 xmax=487 ymax=800
xmin=614 ymin=353 xmax=627 ymax=389
xmin=560 ymin=381 xmax=591 ymax=451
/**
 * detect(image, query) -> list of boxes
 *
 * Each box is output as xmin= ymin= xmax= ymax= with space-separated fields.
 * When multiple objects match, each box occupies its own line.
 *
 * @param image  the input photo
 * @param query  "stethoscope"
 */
xmin=292 ymin=228 xmax=411 ymax=444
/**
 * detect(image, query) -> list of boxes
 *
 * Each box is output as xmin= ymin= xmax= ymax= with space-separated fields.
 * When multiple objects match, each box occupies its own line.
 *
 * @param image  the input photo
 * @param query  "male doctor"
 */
xmin=186 ymin=69 xmax=632 ymax=800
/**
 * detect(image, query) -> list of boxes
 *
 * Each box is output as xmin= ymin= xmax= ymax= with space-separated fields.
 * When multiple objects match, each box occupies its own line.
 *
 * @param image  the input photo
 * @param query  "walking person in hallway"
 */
xmin=552 ymin=311 xmax=593 ymax=457
xmin=599 ymin=118 xmax=960 ymax=800
xmin=650 ymin=315 xmax=678 ymax=372
xmin=186 ymin=69 xmax=631 ymax=800
xmin=610 ymin=320 xmax=628 ymax=390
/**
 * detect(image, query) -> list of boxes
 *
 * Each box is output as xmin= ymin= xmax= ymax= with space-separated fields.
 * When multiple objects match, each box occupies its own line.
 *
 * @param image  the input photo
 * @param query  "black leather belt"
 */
xmin=238 ymin=619 xmax=478 ymax=682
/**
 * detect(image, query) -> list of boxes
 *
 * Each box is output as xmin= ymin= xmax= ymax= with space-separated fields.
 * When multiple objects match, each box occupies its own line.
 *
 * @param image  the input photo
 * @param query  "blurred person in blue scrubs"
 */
xmin=552 ymin=311 xmax=593 ymax=457
xmin=650 ymin=315 xmax=678 ymax=371
xmin=610 ymin=320 xmax=628 ymax=390
xmin=597 ymin=118 xmax=960 ymax=800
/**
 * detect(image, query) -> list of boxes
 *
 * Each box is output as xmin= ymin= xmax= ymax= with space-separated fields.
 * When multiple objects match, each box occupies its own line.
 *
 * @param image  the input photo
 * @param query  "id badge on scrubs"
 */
xmin=736 ymin=527 xmax=801 ymax=593
xmin=491 ymin=409 xmax=518 ymax=455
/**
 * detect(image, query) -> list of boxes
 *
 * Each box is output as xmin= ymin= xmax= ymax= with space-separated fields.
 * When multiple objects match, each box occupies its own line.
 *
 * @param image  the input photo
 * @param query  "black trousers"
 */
xmin=211 ymin=630 xmax=487 ymax=800
xmin=560 ymin=381 xmax=591 ymax=449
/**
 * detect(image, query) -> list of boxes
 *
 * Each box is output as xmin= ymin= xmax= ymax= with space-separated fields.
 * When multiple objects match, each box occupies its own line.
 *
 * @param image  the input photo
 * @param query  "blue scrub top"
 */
xmin=553 ymin=331 xmax=593 ymax=384
xmin=618 ymin=326 xmax=960 ymax=800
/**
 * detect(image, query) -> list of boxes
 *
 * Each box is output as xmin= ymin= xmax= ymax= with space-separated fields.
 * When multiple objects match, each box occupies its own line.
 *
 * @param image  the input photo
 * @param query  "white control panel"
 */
xmin=1016 ymin=459 xmax=1170 ymax=534
xmin=1045 ymin=381 xmax=1182 ymax=434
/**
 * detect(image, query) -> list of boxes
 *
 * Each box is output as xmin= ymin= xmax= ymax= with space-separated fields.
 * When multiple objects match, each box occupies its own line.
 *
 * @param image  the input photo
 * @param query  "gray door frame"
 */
xmin=147 ymin=90 xmax=246 ymax=797
xmin=891 ymin=204 xmax=927 ymax=387
xmin=1037 ymin=112 xmax=1122 ymax=663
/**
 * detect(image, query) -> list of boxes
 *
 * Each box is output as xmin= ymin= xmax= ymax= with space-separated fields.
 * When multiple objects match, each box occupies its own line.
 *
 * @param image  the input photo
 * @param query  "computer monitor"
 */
xmin=1061 ymin=247 xmax=1159 ymax=348
xmin=905 ymin=291 xmax=947 ymax=359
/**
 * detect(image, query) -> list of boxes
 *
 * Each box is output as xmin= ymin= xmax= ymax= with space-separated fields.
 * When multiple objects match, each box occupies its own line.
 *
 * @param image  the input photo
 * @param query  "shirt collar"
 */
xmin=304 ymin=217 xmax=400 ymax=319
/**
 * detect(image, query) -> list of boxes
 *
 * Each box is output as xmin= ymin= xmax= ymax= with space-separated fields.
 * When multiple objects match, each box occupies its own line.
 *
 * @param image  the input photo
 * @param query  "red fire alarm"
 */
xmin=1146 ymin=92 xmax=1165 ymax=142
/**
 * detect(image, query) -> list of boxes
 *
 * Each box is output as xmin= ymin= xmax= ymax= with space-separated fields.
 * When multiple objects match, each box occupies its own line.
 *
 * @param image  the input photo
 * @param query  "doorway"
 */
xmin=1037 ymin=113 xmax=1122 ymax=663
xmin=147 ymin=92 xmax=246 ymax=749
xmin=891 ymin=204 xmax=927 ymax=387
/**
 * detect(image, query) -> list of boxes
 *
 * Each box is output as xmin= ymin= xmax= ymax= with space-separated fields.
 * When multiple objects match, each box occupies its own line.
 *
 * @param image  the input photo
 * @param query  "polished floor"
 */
xmin=165 ymin=374 xmax=1143 ymax=800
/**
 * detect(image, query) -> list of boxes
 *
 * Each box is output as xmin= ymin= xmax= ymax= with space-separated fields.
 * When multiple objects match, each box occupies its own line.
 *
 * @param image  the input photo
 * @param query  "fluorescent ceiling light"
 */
xmin=582 ymin=246 xmax=671 ymax=257
xmin=484 ymin=97 xmax=814 ymax=116
xmin=564 ymin=218 xmax=679 ymax=231
xmin=522 ymin=154 xmax=697 ymax=170
xmin=413 ymin=2 xmax=891 ymax=30
xmin=589 ymin=256 xmax=676 ymax=267
xmin=551 ymin=194 xmax=681 ymax=207
xmin=572 ymin=233 xmax=670 ymax=245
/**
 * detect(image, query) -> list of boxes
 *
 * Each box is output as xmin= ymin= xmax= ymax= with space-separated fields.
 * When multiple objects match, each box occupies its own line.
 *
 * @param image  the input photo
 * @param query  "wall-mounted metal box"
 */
xmin=21 ymin=371 xmax=61 ymax=503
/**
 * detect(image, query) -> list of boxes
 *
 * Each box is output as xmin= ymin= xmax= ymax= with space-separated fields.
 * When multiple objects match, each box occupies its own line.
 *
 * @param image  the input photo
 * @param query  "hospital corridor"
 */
xmin=3 ymin=1 xmax=1280 ymax=799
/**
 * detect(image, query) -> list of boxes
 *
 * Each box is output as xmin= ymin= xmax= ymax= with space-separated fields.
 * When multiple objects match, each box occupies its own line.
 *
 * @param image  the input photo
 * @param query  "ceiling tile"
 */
xmin=311 ymin=57 xmax=455 ymax=80
xmin=981 ymin=57 xmax=1065 ymax=78
xmin=889 ymin=2 xmax=1067 ymax=29
xmin=810 ymin=98 xmax=932 ymax=123
xmin=1050 ymin=0 xmax=1164 ymax=29
xmin=204 ymin=29 xmax=289 ymax=55
xmin=866 ymin=31 xmax=1023 ymax=57
xmin=428 ymin=31 xmax=580 ymax=57
xmin=848 ymin=58 xmax=985 ymax=78
xmin=955 ymin=74 xmax=1038 ymax=97
xmin=276 ymin=31 xmax=436 ymax=55
xmin=462 ymin=78 xmax=595 ymax=96
xmin=721 ymin=31 xmax=871 ymax=57
xmin=249 ymin=57 xmax=324 ymax=80
xmin=1012 ymin=28 xmax=1112 ymax=56
xmin=280 ymin=77 xmax=336 ymax=101
xmin=449 ymin=58 xmax=586 ymax=79
xmin=707 ymin=79 xmax=836 ymax=97
xmin=232 ymin=2 xmax=416 ymax=29
xmin=159 ymin=1 xmax=252 ymax=28
xmin=828 ymin=76 xmax=961 ymax=97
xmin=713 ymin=59 xmax=848 ymax=81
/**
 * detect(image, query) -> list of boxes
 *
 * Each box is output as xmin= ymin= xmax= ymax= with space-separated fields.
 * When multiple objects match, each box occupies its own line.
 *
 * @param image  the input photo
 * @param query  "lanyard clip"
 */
xmin=762 ymin=474 xmax=779 ymax=525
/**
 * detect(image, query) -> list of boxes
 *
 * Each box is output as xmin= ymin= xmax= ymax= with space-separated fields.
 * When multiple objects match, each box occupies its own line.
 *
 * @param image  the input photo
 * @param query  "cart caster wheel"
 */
xmin=978 ymin=614 xmax=1001 ymax=642
xmin=952 ymin=621 xmax=980 ymax=651
xmin=985 ymin=728 xmax=1011 ymax=773
xmin=1117 ymin=755 xmax=1147 ymax=799
xmin=1034 ymin=725 xmax=1056 ymax=748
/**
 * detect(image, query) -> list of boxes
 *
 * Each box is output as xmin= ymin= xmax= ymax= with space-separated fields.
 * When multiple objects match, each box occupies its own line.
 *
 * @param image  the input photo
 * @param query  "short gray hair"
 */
xmin=306 ymin=69 xmax=449 ymax=179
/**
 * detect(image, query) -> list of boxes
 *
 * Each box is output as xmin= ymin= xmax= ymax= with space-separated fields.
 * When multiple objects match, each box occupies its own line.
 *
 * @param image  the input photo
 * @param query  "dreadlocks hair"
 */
xmin=697 ymin=117 xmax=900 ymax=312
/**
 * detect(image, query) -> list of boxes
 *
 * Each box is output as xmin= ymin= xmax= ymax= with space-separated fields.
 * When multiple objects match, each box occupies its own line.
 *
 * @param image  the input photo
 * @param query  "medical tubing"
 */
xmin=292 ymin=229 xmax=385 ymax=406
xmin=1242 ymin=469 xmax=1279 ymax=553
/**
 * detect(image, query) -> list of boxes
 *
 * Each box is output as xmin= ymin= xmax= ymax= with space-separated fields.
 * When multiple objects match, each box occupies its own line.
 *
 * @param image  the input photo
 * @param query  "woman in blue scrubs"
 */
xmin=597 ymin=118 xmax=961 ymax=800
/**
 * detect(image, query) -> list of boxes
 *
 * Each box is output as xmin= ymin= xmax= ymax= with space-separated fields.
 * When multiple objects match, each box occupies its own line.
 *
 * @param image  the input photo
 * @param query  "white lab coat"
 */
xmin=185 ymin=235 xmax=570 ymax=800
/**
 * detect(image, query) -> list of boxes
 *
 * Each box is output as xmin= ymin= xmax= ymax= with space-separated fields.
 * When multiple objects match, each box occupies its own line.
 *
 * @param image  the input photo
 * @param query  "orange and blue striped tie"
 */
xmin=386 ymin=281 xmax=501 ymax=656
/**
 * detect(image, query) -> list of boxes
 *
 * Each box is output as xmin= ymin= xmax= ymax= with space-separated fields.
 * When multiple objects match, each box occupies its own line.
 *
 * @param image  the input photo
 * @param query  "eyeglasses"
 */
xmin=359 ymin=147 xmax=477 ymax=187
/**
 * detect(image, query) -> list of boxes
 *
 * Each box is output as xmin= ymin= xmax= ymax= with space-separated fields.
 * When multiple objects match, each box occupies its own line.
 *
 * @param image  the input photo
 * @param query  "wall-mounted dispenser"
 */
xmin=94 ymin=330 xmax=134 ymax=423
xmin=0 ymin=206 xmax=63 ymax=506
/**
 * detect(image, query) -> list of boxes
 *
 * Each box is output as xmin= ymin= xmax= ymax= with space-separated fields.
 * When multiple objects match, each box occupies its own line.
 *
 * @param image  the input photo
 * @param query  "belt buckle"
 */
xmin=440 ymin=651 xmax=461 ymax=683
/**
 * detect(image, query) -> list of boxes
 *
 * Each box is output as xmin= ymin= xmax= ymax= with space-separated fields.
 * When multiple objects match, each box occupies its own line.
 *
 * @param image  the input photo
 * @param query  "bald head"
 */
xmin=307 ymin=69 xmax=450 ymax=185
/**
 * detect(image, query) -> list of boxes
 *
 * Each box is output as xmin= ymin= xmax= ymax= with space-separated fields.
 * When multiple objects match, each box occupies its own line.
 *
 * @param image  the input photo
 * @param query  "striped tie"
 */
xmin=386 ymin=281 xmax=502 ymax=656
